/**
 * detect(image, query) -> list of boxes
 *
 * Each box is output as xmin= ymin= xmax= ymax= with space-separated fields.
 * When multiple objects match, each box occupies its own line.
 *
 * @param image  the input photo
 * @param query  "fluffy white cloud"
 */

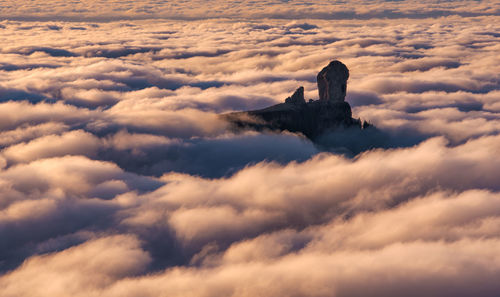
xmin=0 ymin=3 xmax=499 ymax=296
xmin=0 ymin=235 xmax=151 ymax=297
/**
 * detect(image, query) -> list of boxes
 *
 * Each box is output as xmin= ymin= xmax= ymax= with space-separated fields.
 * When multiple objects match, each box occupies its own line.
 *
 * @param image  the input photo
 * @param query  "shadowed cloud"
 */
xmin=0 ymin=6 xmax=499 ymax=297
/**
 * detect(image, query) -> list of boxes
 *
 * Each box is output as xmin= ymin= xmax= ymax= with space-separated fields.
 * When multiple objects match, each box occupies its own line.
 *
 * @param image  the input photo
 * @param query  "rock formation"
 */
xmin=317 ymin=60 xmax=349 ymax=102
xmin=285 ymin=87 xmax=306 ymax=104
xmin=222 ymin=60 xmax=370 ymax=141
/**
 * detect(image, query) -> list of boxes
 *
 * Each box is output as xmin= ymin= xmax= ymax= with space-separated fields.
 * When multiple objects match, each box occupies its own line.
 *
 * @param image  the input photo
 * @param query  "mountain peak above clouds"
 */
xmin=222 ymin=60 xmax=371 ymax=141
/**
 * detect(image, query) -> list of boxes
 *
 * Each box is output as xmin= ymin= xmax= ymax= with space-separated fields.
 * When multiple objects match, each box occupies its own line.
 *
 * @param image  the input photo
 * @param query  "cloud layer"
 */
xmin=0 ymin=2 xmax=499 ymax=296
xmin=1 ymin=0 xmax=500 ymax=21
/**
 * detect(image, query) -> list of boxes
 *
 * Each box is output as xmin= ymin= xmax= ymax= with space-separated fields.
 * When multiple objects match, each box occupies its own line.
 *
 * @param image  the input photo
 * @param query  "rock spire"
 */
xmin=285 ymin=86 xmax=305 ymax=104
xmin=317 ymin=60 xmax=349 ymax=102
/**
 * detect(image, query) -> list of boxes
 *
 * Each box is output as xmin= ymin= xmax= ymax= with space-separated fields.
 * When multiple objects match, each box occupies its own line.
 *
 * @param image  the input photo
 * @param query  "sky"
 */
xmin=1 ymin=1 xmax=500 ymax=296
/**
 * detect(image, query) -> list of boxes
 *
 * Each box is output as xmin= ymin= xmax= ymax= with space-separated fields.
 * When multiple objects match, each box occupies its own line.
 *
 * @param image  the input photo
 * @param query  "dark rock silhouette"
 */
xmin=317 ymin=60 xmax=349 ymax=102
xmin=222 ymin=60 xmax=370 ymax=141
xmin=285 ymin=86 xmax=306 ymax=104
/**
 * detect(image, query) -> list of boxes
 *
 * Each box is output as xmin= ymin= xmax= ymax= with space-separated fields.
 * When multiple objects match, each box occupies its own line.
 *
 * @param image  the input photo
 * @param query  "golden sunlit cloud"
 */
xmin=0 ymin=1 xmax=499 ymax=296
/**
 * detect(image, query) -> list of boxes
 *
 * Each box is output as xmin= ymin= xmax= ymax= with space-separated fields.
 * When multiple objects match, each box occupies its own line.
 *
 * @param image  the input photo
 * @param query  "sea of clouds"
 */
xmin=1 ymin=0 xmax=500 ymax=296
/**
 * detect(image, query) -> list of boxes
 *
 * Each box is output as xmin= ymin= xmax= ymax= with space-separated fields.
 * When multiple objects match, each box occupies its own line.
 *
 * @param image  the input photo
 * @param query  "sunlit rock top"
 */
xmin=317 ymin=60 xmax=349 ymax=102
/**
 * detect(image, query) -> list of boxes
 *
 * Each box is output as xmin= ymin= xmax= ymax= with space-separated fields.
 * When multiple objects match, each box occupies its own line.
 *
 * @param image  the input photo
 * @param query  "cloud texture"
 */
xmin=1 ymin=0 xmax=500 ymax=21
xmin=0 ymin=1 xmax=500 ymax=296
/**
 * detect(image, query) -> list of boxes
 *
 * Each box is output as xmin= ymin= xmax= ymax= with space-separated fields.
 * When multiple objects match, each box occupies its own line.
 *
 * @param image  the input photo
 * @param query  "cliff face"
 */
xmin=317 ymin=60 xmax=349 ymax=102
xmin=222 ymin=60 xmax=370 ymax=141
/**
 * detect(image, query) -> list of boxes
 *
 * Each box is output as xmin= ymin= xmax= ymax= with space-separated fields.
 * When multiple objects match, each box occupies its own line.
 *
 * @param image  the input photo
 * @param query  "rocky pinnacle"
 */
xmin=285 ymin=86 xmax=305 ymax=104
xmin=317 ymin=60 xmax=349 ymax=102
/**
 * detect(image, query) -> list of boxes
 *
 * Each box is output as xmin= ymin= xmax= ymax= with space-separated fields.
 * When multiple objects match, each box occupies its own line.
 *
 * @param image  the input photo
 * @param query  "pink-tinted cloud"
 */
xmin=0 ymin=5 xmax=499 ymax=296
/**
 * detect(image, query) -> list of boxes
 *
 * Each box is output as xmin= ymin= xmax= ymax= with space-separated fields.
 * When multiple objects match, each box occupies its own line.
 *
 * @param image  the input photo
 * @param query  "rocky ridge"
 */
xmin=222 ymin=60 xmax=370 ymax=141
